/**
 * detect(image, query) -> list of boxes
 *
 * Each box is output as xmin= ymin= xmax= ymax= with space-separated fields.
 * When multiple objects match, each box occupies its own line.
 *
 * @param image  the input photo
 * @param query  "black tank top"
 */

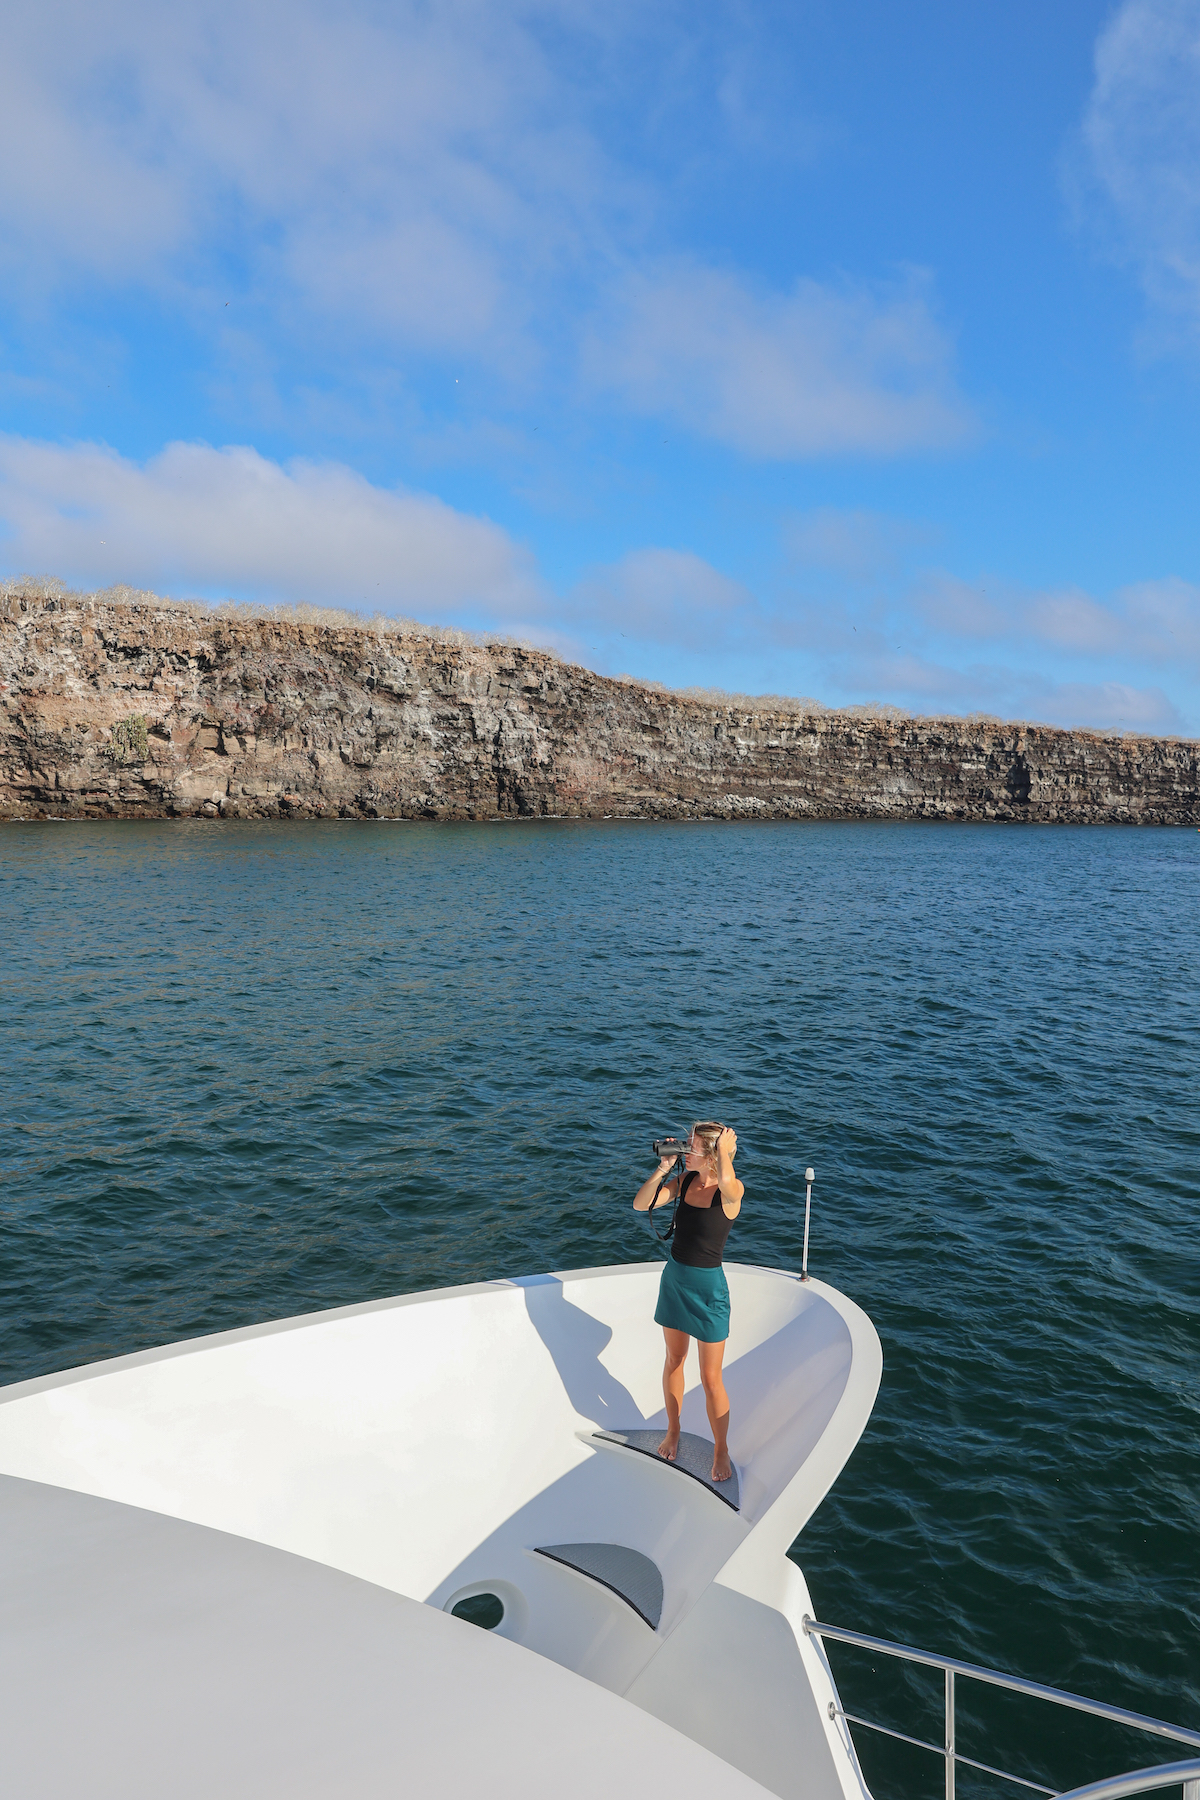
xmin=670 ymin=1172 xmax=734 ymax=1269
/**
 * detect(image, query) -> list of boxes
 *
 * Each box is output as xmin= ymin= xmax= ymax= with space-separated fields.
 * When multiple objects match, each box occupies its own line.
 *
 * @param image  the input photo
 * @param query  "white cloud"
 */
xmin=565 ymin=542 xmax=1190 ymax=734
xmin=570 ymin=546 xmax=757 ymax=646
xmin=5 ymin=446 xmax=1191 ymax=733
xmin=586 ymin=264 xmax=974 ymax=456
xmin=1117 ymin=574 xmax=1200 ymax=655
xmin=1013 ymin=679 xmax=1182 ymax=732
xmin=0 ymin=436 xmax=542 ymax=619
xmin=775 ymin=611 xmax=1186 ymax=732
xmin=885 ymin=656 xmax=1182 ymax=733
xmin=759 ymin=511 xmax=1199 ymax=731
xmin=1079 ymin=0 xmax=1200 ymax=331
xmin=0 ymin=2 xmax=979 ymax=463
xmin=918 ymin=571 xmax=1200 ymax=663
xmin=561 ymin=524 xmax=1198 ymax=732
xmin=0 ymin=0 xmax=623 ymax=363
xmin=784 ymin=507 xmax=934 ymax=580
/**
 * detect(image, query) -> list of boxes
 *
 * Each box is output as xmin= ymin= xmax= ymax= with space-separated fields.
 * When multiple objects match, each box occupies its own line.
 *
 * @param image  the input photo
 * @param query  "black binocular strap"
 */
xmin=651 ymin=1166 xmax=694 ymax=1243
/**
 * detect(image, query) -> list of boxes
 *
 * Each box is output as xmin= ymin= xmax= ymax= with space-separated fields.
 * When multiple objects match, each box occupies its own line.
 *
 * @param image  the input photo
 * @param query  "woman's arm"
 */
xmin=633 ymin=1158 xmax=679 ymax=1211
xmin=715 ymin=1128 xmax=744 ymax=1216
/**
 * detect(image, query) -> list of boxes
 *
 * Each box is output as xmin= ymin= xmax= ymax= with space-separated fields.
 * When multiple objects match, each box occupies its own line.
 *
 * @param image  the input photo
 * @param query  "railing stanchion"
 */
xmin=801 ymin=1615 xmax=1200 ymax=1799
xmin=801 ymin=1167 xmax=815 ymax=1281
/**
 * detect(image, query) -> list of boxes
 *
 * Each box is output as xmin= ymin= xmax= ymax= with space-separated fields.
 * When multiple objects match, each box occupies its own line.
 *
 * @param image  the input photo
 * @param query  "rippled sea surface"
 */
xmin=3 ymin=820 xmax=1198 ymax=1795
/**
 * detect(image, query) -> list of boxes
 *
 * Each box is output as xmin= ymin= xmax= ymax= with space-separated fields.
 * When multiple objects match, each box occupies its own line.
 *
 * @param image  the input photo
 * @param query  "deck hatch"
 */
xmin=534 ymin=1542 xmax=664 ymax=1630
xmin=592 ymin=1429 xmax=740 ymax=1510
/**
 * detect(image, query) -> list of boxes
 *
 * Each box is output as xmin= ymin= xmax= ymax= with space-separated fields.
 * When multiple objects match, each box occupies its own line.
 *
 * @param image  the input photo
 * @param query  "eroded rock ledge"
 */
xmin=2 ymin=591 xmax=1197 ymax=824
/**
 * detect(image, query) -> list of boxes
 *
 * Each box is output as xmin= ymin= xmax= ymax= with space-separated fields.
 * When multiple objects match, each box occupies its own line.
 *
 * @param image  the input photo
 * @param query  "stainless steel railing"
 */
xmin=802 ymin=1616 xmax=1200 ymax=1800
xmin=1056 ymin=1764 xmax=1200 ymax=1800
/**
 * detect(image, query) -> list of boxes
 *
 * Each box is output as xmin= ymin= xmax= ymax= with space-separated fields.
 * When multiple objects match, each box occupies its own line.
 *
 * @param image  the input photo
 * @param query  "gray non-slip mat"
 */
xmin=534 ymin=1542 xmax=664 ymax=1630
xmin=593 ymin=1429 xmax=740 ymax=1510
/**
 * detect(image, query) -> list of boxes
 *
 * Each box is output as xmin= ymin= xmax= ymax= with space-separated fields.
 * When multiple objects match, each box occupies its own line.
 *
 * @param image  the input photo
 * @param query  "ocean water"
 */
xmin=2 ymin=819 xmax=1198 ymax=1796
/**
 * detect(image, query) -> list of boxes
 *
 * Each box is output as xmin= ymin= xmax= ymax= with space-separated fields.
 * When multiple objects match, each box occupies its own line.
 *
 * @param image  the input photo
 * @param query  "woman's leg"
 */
xmin=697 ymin=1338 xmax=732 ymax=1481
xmin=658 ymin=1328 xmax=690 ymax=1460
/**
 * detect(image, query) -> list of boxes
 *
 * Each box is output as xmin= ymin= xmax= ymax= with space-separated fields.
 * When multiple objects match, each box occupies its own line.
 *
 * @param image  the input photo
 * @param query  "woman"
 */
xmin=632 ymin=1122 xmax=743 ymax=1483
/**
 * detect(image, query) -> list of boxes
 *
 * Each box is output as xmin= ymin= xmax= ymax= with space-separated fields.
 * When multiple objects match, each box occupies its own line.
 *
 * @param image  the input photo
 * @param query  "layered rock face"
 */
xmin=2 ymin=591 xmax=1197 ymax=823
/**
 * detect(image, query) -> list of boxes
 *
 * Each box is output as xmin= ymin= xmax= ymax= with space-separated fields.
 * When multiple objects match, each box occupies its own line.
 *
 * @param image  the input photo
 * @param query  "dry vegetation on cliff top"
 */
xmin=0 ymin=573 xmax=1169 ymax=741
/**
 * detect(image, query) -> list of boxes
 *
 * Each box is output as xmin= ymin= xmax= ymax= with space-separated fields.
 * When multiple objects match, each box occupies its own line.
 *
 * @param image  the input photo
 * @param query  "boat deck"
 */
xmin=0 ymin=1261 xmax=883 ymax=1800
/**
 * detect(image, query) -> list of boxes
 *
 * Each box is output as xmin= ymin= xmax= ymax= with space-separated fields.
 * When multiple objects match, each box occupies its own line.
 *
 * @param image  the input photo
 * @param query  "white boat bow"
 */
xmin=0 ymin=1260 xmax=883 ymax=1799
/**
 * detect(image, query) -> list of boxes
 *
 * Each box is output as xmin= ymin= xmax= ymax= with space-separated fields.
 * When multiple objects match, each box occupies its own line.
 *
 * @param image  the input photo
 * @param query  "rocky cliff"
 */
xmin=2 ymin=589 xmax=1196 ymax=824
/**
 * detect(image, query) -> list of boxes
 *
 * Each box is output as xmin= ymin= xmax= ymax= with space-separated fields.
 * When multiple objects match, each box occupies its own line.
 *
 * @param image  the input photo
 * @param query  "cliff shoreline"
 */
xmin=2 ymin=590 xmax=1197 ymax=824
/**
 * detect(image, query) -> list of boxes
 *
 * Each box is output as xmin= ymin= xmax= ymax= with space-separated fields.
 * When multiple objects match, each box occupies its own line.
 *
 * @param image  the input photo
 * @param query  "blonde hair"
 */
xmin=691 ymin=1121 xmax=725 ymax=1168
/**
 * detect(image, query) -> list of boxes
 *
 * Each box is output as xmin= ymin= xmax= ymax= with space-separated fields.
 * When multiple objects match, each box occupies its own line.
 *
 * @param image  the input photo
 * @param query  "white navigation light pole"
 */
xmin=801 ymin=1167 xmax=815 ymax=1281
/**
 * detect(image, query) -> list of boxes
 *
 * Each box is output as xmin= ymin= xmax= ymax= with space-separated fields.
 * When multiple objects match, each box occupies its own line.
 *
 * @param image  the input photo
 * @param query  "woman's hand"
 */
xmin=716 ymin=1127 xmax=737 ymax=1161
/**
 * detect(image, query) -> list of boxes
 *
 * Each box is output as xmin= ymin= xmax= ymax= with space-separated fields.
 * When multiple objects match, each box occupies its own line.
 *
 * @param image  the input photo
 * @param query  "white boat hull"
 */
xmin=0 ymin=1261 xmax=882 ymax=1799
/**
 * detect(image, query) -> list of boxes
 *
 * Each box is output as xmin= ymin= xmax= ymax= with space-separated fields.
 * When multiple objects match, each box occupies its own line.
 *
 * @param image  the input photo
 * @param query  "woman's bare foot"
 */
xmin=657 ymin=1428 xmax=680 ymax=1461
xmin=712 ymin=1449 xmax=733 ymax=1482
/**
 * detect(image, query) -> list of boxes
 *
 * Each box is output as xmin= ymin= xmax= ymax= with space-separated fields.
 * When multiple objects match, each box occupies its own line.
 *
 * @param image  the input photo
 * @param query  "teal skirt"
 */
xmin=654 ymin=1257 xmax=730 ymax=1342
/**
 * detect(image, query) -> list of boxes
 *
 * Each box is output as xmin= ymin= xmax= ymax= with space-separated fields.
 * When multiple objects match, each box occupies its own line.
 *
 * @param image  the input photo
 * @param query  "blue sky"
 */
xmin=2 ymin=0 xmax=1199 ymax=731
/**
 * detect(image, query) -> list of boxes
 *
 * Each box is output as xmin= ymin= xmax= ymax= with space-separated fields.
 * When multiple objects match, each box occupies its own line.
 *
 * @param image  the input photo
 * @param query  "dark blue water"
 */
xmin=2 ymin=820 xmax=1198 ymax=1795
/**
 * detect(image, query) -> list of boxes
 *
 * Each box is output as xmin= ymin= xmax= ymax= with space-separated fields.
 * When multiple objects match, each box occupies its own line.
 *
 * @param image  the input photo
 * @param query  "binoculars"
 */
xmin=652 ymin=1137 xmax=692 ymax=1160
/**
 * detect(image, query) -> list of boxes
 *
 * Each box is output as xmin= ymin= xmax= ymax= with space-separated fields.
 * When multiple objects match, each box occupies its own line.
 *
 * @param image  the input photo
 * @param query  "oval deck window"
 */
xmin=450 ymin=1592 xmax=505 ymax=1631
